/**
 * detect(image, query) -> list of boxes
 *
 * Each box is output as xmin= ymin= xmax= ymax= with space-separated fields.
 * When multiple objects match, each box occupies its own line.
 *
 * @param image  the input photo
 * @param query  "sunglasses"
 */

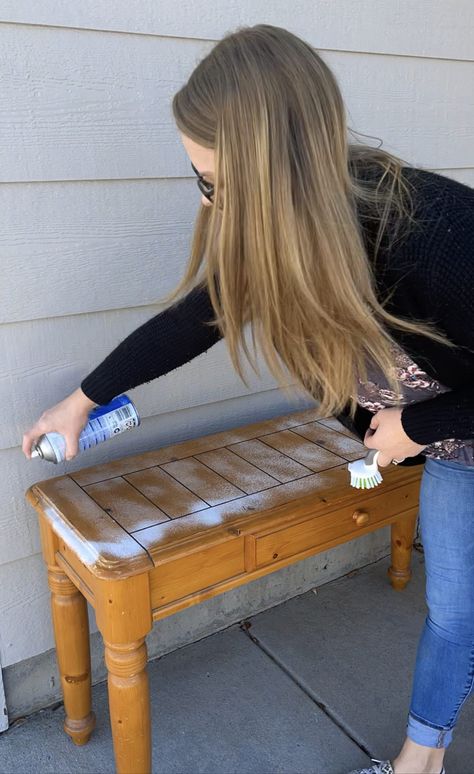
xmin=191 ymin=162 xmax=215 ymax=203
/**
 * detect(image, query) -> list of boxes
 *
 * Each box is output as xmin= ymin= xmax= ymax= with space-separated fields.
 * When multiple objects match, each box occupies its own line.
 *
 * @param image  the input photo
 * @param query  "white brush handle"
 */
xmin=365 ymin=449 xmax=380 ymax=466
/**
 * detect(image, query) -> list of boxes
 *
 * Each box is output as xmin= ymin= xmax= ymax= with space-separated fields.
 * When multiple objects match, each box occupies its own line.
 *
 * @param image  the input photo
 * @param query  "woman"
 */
xmin=23 ymin=24 xmax=473 ymax=774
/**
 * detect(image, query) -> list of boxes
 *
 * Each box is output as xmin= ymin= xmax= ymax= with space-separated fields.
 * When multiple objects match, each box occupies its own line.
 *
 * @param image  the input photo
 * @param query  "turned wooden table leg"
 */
xmin=38 ymin=514 xmax=95 ymax=746
xmin=96 ymin=573 xmax=153 ymax=774
xmin=47 ymin=567 xmax=96 ymax=745
xmin=104 ymin=637 xmax=151 ymax=773
xmin=388 ymin=509 xmax=419 ymax=590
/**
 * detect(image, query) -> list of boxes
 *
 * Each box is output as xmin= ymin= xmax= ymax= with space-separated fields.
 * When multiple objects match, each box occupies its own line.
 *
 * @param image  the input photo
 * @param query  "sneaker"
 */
xmin=347 ymin=759 xmax=446 ymax=774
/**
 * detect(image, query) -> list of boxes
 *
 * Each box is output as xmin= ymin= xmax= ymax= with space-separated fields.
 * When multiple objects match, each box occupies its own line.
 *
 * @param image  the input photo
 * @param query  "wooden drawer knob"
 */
xmin=352 ymin=509 xmax=370 ymax=526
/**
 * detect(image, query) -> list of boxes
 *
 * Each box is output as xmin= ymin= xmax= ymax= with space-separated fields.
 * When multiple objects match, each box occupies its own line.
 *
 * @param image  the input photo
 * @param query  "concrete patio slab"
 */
xmin=1 ymin=551 xmax=471 ymax=773
xmin=0 ymin=621 xmax=368 ymax=774
xmin=248 ymin=551 xmax=474 ymax=773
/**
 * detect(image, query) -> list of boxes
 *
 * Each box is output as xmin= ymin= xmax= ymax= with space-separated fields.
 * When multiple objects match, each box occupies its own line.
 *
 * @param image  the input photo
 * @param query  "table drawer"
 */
xmin=150 ymin=536 xmax=245 ymax=608
xmin=254 ymin=480 xmax=420 ymax=568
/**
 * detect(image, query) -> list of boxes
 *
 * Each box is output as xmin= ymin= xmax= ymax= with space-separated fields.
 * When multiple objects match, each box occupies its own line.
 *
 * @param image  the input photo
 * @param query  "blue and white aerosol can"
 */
xmin=30 ymin=394 xmax=140 ymax=464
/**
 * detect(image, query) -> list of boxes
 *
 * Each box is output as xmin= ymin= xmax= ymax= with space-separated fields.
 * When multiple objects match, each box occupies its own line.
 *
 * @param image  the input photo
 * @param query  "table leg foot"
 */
xmin=64 ymin=710 xmax=96 ymax=745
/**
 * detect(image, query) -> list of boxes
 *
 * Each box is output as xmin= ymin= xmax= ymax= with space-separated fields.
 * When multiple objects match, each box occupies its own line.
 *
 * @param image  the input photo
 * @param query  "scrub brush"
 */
xmin=348 ymin=449 xmax=383 ymax=489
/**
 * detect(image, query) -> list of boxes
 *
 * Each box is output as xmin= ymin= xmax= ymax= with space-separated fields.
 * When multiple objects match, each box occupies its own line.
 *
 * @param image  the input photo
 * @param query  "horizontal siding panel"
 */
xmin=0 ymin=449 xmax=40 ymax=566
xmin=0 ymin=26 xmax=211 ymax=183
xmin=329 ymin=53 xmax=474 ymax=171
xmin=1 ymin=25 xmax=473 ymax=182
xmin=1 ymin=168 xmax=472 ymax=324
xmin=1 ymin=388 xmax=309 ymax=569
xmin=0 ymin=178 xmax=199 ymax=323
xmin=0 ymin=553 xmax=53 ymax=666
xmin=1 ymin=311 xmax=283 ymax=450
xmin=0 ymin=1 xmax=473 ymax=60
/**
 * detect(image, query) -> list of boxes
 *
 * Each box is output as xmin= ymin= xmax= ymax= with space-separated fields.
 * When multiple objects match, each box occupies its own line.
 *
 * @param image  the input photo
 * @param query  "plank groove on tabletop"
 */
xmin=194 ymin=447 xmax=279 ymax=494
xmin=123 ymin=467 xmax=211 ymax=519
xmin=69 ymin=409 xmax=327 ymax=486
xmin=159 ymin=457 xmax=247 ymax=506
xmin=25 ymin=476 xmax=152 ymax=576
xmin=83 ymin=477 xmax=171 ymax=532
xmin=293 ymin=422 xmax=366 ymax=460
xmin=316 ymin=417 xmax=362 ymax=439
xmin=223 ymin=439 xmax=316 ymax=483
xmin=258 ymin=429 xmax=348 ymax=470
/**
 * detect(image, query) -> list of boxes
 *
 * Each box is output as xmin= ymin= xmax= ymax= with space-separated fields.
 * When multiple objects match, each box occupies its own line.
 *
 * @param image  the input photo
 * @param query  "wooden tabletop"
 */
xmin=26 ymin=408 xmax=419 ymax=578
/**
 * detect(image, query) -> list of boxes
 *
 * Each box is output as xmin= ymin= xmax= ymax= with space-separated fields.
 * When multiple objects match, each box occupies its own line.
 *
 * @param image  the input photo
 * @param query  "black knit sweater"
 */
xmin=81 ymin=166 xmax=474 ymax=462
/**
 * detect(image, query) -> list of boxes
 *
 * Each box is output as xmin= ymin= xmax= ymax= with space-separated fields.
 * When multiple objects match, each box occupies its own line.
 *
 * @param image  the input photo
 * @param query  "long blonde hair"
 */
xmin=162 ymin=23 xmax=456 ymax=421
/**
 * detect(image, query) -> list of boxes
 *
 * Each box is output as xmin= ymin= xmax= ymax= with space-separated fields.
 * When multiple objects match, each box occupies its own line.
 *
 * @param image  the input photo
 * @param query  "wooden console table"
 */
xmin=26 ymin=407 xmax=422 ymax=773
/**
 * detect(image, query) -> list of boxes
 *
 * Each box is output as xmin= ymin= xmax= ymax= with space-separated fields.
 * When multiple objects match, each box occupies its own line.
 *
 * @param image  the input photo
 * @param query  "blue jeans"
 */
xmin=406 ymin=456 xmax=474 ymax=748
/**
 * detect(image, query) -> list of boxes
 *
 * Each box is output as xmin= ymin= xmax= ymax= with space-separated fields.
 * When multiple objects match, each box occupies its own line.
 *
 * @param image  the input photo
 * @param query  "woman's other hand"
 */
xmin=364 ymin=407 xmax=427 ymax=467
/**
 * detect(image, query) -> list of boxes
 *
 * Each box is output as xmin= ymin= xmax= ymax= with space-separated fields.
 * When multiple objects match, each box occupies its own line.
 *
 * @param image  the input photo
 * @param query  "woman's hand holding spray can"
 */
xmin=22 ymin=388 xmax=140 ymax=464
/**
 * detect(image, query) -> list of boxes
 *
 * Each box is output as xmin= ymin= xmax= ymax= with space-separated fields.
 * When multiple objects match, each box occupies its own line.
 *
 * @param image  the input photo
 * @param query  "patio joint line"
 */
xmin=239 ymin=619 xmax=375 ymax=760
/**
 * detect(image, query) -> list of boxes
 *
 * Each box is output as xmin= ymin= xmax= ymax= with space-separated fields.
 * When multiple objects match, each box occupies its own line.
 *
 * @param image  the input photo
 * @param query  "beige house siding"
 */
xmin=0 ymin=1 xmax=472 ymax=720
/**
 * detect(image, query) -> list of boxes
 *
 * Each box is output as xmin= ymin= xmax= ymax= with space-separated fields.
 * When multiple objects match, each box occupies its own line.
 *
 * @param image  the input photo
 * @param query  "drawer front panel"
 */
xmin=255 ymin=481 xmax=419 ymax=568
xmin=150 ymin=537 xmax=245 ymax=608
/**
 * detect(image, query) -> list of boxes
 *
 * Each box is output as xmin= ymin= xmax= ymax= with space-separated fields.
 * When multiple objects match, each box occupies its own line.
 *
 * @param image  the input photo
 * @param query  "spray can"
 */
xmin=30 ymin=394 xmax=140 ymax=464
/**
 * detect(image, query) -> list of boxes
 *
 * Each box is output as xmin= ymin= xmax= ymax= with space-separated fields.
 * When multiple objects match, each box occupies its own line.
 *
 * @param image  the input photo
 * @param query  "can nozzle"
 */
xmin=30 ymin=448 xmax=40 ymax=459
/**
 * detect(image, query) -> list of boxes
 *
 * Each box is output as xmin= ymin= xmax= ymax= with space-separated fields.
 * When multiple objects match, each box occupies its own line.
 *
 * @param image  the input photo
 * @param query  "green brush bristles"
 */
xmin=355 ymin=476 xmax=378 ymax=489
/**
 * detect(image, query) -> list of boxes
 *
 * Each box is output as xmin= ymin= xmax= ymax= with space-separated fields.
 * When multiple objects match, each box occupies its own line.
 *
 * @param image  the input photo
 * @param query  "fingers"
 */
xmin=22 ymin=429 xmax=40 ymax=459
xmin=64 ymin=437 xmax=79 ymax=461
xmin=364 ymin=426 xmax=377 ymax=447
xmin=377 ymin=452 xmax=393 ymax=468
xmin=22 ymin=435 xmax=33 ymax=459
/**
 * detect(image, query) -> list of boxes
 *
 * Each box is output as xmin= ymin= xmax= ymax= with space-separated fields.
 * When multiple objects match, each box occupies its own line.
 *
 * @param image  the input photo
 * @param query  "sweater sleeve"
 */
xmin=80 ymin=283 xmax=223 ymax=405
xmin=400 ymin=209 xmax=474 ymax=445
